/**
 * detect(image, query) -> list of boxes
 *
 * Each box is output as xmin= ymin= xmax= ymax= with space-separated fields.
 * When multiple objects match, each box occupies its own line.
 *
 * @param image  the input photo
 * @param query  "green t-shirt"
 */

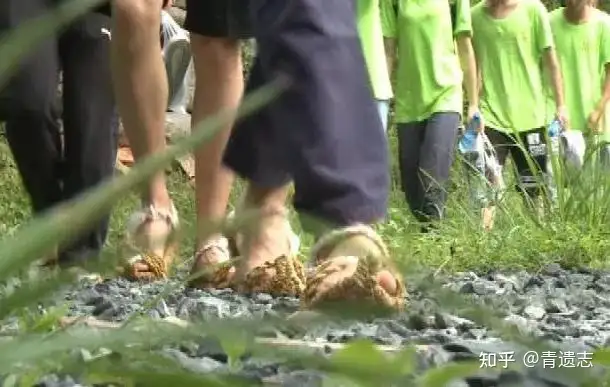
xmin=471 ymin=0 xmax=554 ymax=132
xmin=380 ymin=0 xmax=472 ymax=123
xmin=548 ymin=8 xmax=610 ymax=138
xmin=358 ymin=0 xmax=393 ymax=100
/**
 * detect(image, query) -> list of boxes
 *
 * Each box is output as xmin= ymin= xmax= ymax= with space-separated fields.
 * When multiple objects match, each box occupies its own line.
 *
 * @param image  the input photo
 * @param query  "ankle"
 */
xmin=310 ymin=224 xmax=388 ymax=265
xmin=196 ymin=234 xmax=228 ymax=251
xmin=147 ymin=196 xmax=172 ymax=211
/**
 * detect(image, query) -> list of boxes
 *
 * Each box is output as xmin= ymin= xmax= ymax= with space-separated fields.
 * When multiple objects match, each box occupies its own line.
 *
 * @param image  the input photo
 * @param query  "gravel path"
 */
xmin=7 ymin=263 xmax=610 ymax=386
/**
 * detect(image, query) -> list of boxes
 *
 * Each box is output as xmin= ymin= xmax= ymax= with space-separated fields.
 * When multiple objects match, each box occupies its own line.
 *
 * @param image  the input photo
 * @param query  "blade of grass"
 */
xmin=78 ymin=353 xmax=253 ymax=387
xmin=0 ymin=270 xmax=76 ymax=322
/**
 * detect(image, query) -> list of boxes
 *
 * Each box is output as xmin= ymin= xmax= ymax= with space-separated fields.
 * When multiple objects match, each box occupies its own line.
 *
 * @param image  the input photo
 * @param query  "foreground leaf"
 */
xmin=417 ymin=362 xmax=481 ymax=387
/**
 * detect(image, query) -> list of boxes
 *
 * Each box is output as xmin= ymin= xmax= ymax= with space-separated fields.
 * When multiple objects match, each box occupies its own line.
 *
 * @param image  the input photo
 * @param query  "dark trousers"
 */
xmin=0 ymin=4 xmax=117 ymax=264
xmin=397 ymin=112 xmax=460 ymax=223
xmin=223 ymin=0 xmax=389 ymax=230
xmin=486 ymin=127 xmax=548 ymax=199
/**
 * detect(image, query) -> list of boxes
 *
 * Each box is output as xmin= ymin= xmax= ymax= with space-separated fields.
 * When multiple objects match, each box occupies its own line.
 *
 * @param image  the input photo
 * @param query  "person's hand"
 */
xmin=587 ymin=108 xmax=604 ymax=134
xmin=556 ymin=105 xmax=569 ymax=130
xmin=467 ymin=105 xmax=484 ymax=133
xmin=163 ymin=0 xmax=173 ymax=9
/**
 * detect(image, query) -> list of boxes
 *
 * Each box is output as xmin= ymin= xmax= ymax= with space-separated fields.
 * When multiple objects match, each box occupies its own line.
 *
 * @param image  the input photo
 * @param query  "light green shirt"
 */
xmin=548 ymin=8 xmax=610 ymax=139
xmin=380 ymin=0 xmax=471 ymax=123
xmin=472 ymin=0 xmax=554 ymax=132
xmin=357 ymin=0 xmax=393 ymax=100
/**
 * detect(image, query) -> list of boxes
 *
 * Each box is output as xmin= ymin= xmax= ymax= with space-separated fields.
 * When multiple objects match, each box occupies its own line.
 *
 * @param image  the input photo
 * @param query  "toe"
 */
xmin=375 ymin=269 xmax=398 ymax=295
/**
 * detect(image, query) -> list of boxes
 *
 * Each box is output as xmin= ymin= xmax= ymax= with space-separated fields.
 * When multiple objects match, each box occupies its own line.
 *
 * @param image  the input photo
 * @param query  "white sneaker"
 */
xmin=161 ymin=10 xmax=192 ymax=114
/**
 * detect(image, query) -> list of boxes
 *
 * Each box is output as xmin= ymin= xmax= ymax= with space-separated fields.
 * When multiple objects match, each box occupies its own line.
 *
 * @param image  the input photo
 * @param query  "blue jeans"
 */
xmin=376 ymin=99 xmax=390 ymax=132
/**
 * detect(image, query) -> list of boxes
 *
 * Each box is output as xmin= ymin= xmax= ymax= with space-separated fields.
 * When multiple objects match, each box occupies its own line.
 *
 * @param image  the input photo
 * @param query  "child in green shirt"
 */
xmin=381 ymin=0 xmax=480 ymax=227
xmin=357 ymin=0 xmax=393 ymax=131
xmin=549 ymin=0 xmax=610 ymax=165
xmin=471 ymin=0 xmax=567 ymax=225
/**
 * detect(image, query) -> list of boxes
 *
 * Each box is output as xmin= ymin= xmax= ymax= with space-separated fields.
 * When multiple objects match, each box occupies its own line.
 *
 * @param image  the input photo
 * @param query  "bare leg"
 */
xmin=111 ymin=0 xmax=178 ymax=279
xmin=233 ymin=184 xmax=292 ymax=282
xmin=190 ymin=36 xmax=242 ymax=251
xmin=187 ymin=37 xmax=297 ymax=289
xmin=482 ymin=206 xmax=495 ymax=231
xmin=111 ymin=0 xmax=170 ymax=208
xmin=221 ymin=0 xmax=404 ymax=309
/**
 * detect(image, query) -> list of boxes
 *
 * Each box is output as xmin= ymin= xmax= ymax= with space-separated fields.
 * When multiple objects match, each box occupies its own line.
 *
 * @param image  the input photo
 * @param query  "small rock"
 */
xmin=504 ymin=314 xmax=531 ymax=333
xmin=91 ymin=296 xmax=115 ymax=317
xmin=156 ymin=299 xmax=171 ymax=318
xmin=524 ymin=275 xmax=545 ymax=289
xmin=406 ymin=313 xmax=429 ymax=330
xmin=545 ymin=298 xmax=568 ymax=314
xmin=522 ymin=305 xmax=546 ymax=320
xmin=196 ymin=337 xmax=228 ymax=363
xmin=254 ymin=293 xmax=274 ymax=304
xmin=472 ymin=280 xmax=499 ymax=296
xmin=163 ymin=348 xmax=225 ymax=373
xmin=176 ymin=298 xmax=198 ymax=319
xmin=541 ymin=263 xmax=563 ymax=277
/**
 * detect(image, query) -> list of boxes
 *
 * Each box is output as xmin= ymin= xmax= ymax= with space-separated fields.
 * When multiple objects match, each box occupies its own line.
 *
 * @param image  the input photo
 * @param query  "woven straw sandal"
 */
xmin=300 ymin=224 xmax=406 ymax=313
xmin=188 ymin=236 xmax=234 ymax=289
xmin=189 ymin=208 xmax=306 ymax=297
xmin=122 ymin=203 xmax=179 ymax=281
xmin=236 ymin=226 xmax=305 ymax=297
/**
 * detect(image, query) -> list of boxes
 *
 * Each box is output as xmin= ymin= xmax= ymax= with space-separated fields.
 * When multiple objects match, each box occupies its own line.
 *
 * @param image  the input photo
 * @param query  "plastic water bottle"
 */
xmin=546 ymin=119 xmax=562 ymax=203
xmin=547 ymin=118 xmax=562 ymax=157
xmin=459 ymin=113 xmax=483 ymax=171
xmin=458 ymin=112 xmax=481 ymax=154
xmin=460 ymin=113 xmax=487 ymax=209
xmin=548 ymin=118 xmax=562 ymax=137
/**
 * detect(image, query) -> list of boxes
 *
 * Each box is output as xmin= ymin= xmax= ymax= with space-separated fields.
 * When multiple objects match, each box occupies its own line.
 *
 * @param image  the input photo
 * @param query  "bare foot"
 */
xmin=314 ymin=234 xmax=398 ymax=293
xmin=482 ymin=206 xmax=495 ymax=231
xmin=303 ymin=226 xmax=405 ymax=312
xmin=189 ymin=236 xmax=234 ymax=288
xmin=231 ymin=210 xmax=305 ymax=296
xmin=125 ymin=205 xmax=179 ymax=280
xmin=233 ymin=211 xmax=297 ymax=282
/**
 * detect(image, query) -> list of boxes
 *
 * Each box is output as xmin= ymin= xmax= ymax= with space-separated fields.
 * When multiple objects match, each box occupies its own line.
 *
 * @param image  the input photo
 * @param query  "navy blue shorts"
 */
xmin=223 ymin=0 xmax=389 ymax=227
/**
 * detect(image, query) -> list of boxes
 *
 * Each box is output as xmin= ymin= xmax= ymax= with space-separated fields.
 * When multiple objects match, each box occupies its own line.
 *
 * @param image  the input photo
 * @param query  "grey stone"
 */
xmin=522 ymin=305 xmax=546 ymax=320
xmin=49 ymin=266 xmax=610 ymax=386
xmin=163 ymin=348 xmax=225 ymax=373
xmin=471 ymin=280 xmax=499 ymax=295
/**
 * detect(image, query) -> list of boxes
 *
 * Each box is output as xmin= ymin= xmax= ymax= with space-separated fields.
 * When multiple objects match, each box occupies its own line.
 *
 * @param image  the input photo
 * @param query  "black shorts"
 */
xmin=185 ymin=0 xmax=252 ymax=39
xmin=486 ymin=127 xmax=549 ymax=195
xmin=94 ymin=1 xmax=175 ymax=17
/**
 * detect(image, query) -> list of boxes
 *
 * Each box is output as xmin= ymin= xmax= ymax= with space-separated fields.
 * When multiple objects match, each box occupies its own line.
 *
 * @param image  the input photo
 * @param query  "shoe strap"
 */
xmin=126 ymin=203 xmax=179 ymax=237
xmin=309 ymin=224 xmax=389 ymax=267
xmin=228 ymin=206 xmax=300 ymax=257
xmin=196 ymin=236 xmax=230 ymax=258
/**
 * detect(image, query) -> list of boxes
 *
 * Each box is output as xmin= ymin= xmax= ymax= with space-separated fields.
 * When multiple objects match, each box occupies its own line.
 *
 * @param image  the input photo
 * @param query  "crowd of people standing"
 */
xmin=0 ymin=0 xmax=608 ymax=313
